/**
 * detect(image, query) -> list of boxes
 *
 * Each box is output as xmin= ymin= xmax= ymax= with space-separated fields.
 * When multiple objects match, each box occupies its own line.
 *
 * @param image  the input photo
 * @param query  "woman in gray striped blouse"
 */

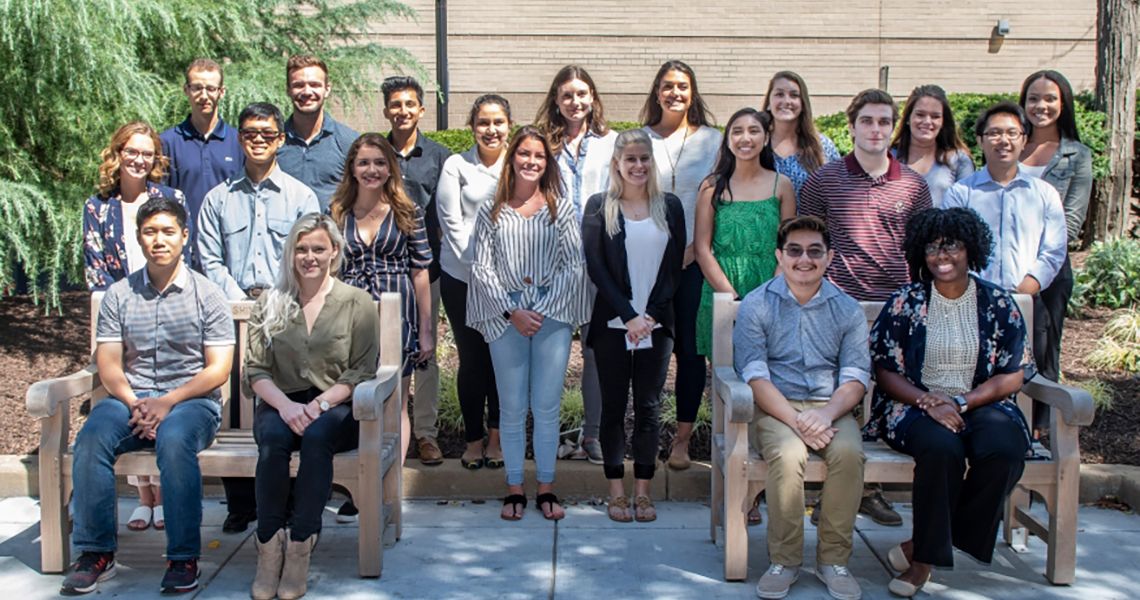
xmin=467 ymin=126 xmax=591 ymax=521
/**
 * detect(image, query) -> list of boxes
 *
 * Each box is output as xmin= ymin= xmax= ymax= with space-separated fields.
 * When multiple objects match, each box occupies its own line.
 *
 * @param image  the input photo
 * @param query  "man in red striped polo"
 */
xmin=800 ymin=88 xmax=932 ymax=528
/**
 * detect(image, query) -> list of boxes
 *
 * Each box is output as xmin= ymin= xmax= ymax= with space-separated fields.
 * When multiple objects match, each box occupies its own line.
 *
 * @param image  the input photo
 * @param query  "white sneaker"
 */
xmin=755 ymin=563 xmax=799 ymax=599
xmin=815 ymin=563 xmax=862 ymax=600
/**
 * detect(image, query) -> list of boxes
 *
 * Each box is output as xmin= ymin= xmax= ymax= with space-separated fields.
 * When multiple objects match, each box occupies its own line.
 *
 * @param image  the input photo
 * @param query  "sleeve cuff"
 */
xmin=95 ymin=336 xmax=121 ymax=344
xmin=839 ymin=367 xmax=871 ymax=390
xmin=1027 ymin=265 xmax=1055 ymax=290
xmin=739 ymin=360 xmax=771 ymax=384
xmin=203 ymin=340 xmax=236 ymax=347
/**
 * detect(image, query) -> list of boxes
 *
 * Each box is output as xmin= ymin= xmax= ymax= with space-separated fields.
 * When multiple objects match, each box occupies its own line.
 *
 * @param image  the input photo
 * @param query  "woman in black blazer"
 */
xmin=581 ymin=128 xmax=685 ymax=523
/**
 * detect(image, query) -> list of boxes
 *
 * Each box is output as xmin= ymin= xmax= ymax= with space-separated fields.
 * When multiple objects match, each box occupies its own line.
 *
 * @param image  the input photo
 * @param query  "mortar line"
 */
xmin=549 ymin=520 xmax=559 ymax=600
xmin=194 ymin=528 xmax=254 ymax=598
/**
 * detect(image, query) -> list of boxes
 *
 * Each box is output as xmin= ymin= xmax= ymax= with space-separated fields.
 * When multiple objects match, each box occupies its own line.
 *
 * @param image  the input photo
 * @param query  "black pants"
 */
xmin=594 ymin=327 xmax=674 ymax=480
xmin=894 ymin=405 xmax=1027 ymax=567
xmin=254 ymin=389 xmax=359 ymax=543
xmin=673 ymin=263 xmax=706 ymax=424
xmin=1033 ymin=255 xmax=1072 ymax=428
xmin=440 ymin=271 xmax=500 ymax=443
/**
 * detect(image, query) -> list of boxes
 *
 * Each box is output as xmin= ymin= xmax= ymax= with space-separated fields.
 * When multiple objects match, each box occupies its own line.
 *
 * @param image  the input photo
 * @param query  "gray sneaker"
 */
xmin=580 ymin=438 xmax=604 ymax=465
xmin=755 ymin=563 xmax=799 ymax=599
xmin=815 ymin=564 xmax=862 ymax=600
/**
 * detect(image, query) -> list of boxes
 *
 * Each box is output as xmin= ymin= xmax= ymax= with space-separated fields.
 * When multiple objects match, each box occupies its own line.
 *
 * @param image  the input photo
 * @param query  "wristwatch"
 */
xmin=319 ymin=400 xmax=330 ymax=413
xmin=952 ymin=395 xmax=968 ymax=414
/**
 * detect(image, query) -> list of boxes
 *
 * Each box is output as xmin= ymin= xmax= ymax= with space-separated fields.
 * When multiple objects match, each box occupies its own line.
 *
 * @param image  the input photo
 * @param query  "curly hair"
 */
xmin=903 ymin=207 xmax=993 ymax=282
xmin=96 ymin=121 xmax=168 ymax=197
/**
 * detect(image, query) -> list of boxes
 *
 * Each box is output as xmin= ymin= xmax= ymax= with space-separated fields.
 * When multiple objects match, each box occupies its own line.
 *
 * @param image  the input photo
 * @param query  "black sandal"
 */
xmin=535 ymin=492 xmax=565 ymax=521
xmin=461 ymin=456 xmax=484 ymax=470
xmin=501 ymin=494 xmax=527 ymax=521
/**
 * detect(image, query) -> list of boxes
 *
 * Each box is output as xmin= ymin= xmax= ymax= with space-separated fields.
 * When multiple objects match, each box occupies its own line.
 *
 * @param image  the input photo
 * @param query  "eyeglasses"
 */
xmin=186 ymin=84 xmax=221 ymax=95
xmin=924 ymin=240 xmax=965 ymax=256
xmin=981 ymin=129 xmax=1024 ymax=142
xmin=239 ymin=129 xmax=281 ymax=141
xmin=781 ymin=245 xmax=827 ymax=259
xmin=120 ymin=148 xmax=156 ymax=161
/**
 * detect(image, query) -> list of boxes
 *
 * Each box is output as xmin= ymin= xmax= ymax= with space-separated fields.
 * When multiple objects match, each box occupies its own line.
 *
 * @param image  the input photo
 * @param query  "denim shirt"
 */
xmin=197 ymin=166 xmax=320 ymax=299
xmin=277 ymin=112 xmax=358 ymax=212
xmin=1037 ymin=137 xmax=1093 ymax=242
xmin=732 ymin=276 xmax=871 ymax=401
xmin=556 ymin=130 xmax=617 ymax=221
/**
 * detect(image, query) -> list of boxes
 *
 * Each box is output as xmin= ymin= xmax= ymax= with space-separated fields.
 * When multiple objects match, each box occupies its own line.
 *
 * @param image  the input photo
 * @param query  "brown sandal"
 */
xmin=607 ymin=496 xmax=633 ymax=523
xmin=634 ymin=495 xmax=657 ymax=522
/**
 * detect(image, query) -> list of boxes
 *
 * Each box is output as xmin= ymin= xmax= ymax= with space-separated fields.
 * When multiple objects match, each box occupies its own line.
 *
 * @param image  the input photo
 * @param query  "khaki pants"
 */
xmin=750 ymin=401 xmax=865 ymax=567
xmin=413 ymin=279 xmax=441 ymax=440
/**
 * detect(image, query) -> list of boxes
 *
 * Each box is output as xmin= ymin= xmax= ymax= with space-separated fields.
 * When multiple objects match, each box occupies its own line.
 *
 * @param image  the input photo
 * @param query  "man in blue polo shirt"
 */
xmin=275 ymin=54 xmax=358 ymax=212
xmin=160 ymin=58 xmax=243 ymax=257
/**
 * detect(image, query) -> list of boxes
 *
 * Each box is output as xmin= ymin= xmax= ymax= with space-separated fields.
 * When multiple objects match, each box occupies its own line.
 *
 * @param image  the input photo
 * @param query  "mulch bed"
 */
xmin=0 ymin=283 xmax=1133 ymax=466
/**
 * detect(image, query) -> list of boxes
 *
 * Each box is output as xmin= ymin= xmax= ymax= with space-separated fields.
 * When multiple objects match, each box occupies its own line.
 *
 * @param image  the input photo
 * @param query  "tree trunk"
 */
xmin=1093 ymin=0 xmax=1139 ymax=241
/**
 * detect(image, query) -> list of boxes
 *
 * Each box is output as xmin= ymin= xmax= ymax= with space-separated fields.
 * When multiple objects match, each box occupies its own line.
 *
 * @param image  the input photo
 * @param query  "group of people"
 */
xmin=66 ymin=52 xmax=1090 ymax=600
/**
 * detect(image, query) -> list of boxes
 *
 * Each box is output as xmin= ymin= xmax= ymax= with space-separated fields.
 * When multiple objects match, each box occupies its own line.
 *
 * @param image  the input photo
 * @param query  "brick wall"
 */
xmin=340 ymin=0 xmax=1096 ymax=134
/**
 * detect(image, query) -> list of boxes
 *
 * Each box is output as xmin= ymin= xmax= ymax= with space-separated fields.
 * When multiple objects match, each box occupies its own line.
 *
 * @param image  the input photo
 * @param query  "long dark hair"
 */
xmin=533 ymin=65 xmax=609 ymax=156
xmin=761 ymin=71 xmax=826 ymax=174
xmin=639 ymin=60 xmax=714 ymax=128
xmin=490 ymin=126 xmax=562 ymax=223
xmin=707 ymin=108 xmax=776 ymax=208
xmin=329 ymin=133 xmax=418 ymax=235
xmin=891 ymin=85 xmax=969 ymax=167
xmin=1019 ymin=70 xmax=1080 ymax=142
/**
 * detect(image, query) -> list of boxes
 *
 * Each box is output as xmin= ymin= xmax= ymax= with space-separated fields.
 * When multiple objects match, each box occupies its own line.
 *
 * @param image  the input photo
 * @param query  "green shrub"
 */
xmin=423 ymin=129 xmax=474 ymax=155
xmin=815 ymin=112 xmax=852 ymax=156
xmin=1067 ymin=377 xmax=1115 ymax=411
xmin=1073 ymin=239 xmax=1140 ymax=309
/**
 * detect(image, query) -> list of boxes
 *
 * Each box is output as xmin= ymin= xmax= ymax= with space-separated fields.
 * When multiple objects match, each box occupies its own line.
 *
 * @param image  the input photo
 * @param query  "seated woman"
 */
xmin=864 ymin=207 xmax=1034 ymax=598
xmin=581 ymin=129 xmax=685 ymax=522
xmin=245 ymin=214 xmax=381 ymax=600
xmin=467 ymin=126 xmax=590 ymax=521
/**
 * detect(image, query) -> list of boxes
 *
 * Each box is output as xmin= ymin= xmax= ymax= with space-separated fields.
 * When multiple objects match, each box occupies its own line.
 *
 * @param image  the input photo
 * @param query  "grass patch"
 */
xmin=1088 ymin=311 xmax=1140 ymax=374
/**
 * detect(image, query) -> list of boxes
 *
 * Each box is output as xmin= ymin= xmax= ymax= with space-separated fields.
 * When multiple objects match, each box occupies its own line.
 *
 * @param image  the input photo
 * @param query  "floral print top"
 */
xmin=863 ymin=276 xmax=1035 ymax=450
xmin=83 ymin=183 xmax=188 ymax=291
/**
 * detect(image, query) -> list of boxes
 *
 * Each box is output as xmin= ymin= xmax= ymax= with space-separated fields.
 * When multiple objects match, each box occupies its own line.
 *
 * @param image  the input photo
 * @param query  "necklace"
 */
xmin=665 ymin=126 xmax=691 ymax=192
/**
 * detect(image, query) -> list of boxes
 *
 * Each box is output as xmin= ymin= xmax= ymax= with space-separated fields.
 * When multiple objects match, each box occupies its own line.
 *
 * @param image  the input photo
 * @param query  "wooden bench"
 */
xmin=26 ymin=292 xmax=405 ymax=577
xmin=708 ymin=292 xmax=1096 ymax=584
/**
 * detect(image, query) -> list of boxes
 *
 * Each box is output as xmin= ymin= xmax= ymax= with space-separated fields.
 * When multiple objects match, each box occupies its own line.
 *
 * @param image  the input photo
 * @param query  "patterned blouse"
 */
xmin=83 ymin=184 xmax=189 ymax=291
xmin=863 ymin=276 xmax=1035 ymax=450
xmin=773 ymin=132 xmax=841 ymax=202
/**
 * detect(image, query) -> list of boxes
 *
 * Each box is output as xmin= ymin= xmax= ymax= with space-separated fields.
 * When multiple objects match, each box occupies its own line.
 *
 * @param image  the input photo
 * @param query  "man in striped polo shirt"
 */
xmin=800 ymin=88 xmax=932 ymax=528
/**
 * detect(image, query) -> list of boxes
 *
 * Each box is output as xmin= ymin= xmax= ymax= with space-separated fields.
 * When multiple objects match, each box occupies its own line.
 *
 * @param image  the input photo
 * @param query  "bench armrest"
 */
xmin=352 ymin=365 xmax=401 ymax=421
xmin=713 ymin=366 xmax=755 ymax=424
xmin=1022 ymin=375 xmax=1095 ymax=427
xmin=26 ymin=364 xmax=100 ymax=419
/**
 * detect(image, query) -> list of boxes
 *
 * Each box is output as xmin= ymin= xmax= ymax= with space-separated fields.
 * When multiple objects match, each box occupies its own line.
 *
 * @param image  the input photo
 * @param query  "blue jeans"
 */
xmin=71 ymin=394 xmax=221 ymax=560
xmin=489 ymin=318 xmax=572 ymax=486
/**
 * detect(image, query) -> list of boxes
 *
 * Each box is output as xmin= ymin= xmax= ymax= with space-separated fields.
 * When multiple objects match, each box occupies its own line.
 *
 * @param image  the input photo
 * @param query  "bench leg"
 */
xmin=1004 ymin=487 xmax=1030 ymax=553
xmin=39 ymin=411 xmax=70 ymax=573
xmin=723 ymin=423 xmax=748 ymax=581
xmin=710 ymin=449 xmax=723 ymax=543
xmin=1046 ymin=419 xmax=1079 ymax=585
xmin=357 ymin=421 xmax=383 ymax=577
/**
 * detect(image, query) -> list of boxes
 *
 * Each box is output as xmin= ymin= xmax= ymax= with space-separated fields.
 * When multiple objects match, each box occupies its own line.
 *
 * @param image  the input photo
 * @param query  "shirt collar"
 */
xmin=462 ymin=146 xmax=504 ymax=176
xmin=977 ymin=165 xmax=1033 ymax=188
xmin=285 ymin=111 xmax=337 ymax=143
xmin=176 ymin=115 xmax=232 ymax=141
xmin=142 ymin=261 xmax=189 ymax=294
xmin=843 ymin=152 xmax=902 ymax=182
xmin=231 ymin=164 xmax=285 ymax=192
xmin=388 ymin=129 xmax=425 ymax=159
xmin=768 ymin=274 xmax=835 ymax=306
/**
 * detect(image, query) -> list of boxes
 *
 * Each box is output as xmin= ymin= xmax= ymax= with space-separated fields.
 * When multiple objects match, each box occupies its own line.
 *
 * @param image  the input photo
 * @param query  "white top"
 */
xmin=607 ymin=216 xmax=668 ymax=329
xmin=1018 ymin=162 xmax=1048 ymax=179
xmin=642 ymin=125 xmax=722 ymax=245
xmin=436 ymin=146 xmax=505 ymax=282
xmin=921 ymin=279 xmax=980 ymax=396
xmin=467 ymin=194 xmax=591 ymax=342
xmin=557 ymin=130 xmax=618 ymax=221
xmin=120 ymin=200 xmax=146 ymax=273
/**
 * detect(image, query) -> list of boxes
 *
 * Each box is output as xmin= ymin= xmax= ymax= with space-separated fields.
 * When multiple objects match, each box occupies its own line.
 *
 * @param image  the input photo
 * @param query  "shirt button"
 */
xmin=300 ymin=369 xmax=310 ymax=379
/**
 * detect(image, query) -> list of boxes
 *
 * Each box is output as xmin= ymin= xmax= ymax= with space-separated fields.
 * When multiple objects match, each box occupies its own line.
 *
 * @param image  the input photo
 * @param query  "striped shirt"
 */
xmin=466 ymin=194 xmax=591 ymax=342
xmin=800 ymin=154 xmax=932 ymax=302
xmin=95 ymin=263 xmax=234 ymax=402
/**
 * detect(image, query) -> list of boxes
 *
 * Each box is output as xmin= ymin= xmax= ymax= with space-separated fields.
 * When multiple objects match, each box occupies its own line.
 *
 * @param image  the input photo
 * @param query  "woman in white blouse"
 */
xmin=467 ymin=126 xmax=590 ymax=521
xmin=533 ymin=64 xmax=618 ymax=464
xmin=639 ymin=59 xmax=721 ymax=471
xmin=435 ymin=95 xmax=511 ymax=470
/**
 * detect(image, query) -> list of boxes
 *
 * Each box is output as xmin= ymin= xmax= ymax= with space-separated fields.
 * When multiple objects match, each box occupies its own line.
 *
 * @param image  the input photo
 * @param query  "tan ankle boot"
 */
xmin=276 ymin=532 xmax=318 ymax=600
xmin=251 ymin=529 xmax=285 ymax=600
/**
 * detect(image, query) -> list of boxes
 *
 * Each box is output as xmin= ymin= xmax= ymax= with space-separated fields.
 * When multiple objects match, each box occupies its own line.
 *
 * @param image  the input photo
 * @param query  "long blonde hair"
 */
xmin=604 ymin=129 xmax=668 ymax=237
xmin=253 ymin=213 xmax=346 ymax=345
xmin=329 ymin=133 xmax=418 ymax=235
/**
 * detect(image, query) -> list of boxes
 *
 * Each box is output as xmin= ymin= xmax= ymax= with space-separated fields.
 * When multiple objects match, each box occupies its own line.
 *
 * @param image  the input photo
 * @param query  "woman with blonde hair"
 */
xmin=581 ymin=128 xmax=685 ymax=522
xmin=247 ymin=214 xmax=380 ymax=600
xmin=82 ymin=120 xmax=190 ymax=533
xmin=330 ymin=132 xmax=433 ymax=465
xmin=467 ymin=126 xmax=590 ymax=521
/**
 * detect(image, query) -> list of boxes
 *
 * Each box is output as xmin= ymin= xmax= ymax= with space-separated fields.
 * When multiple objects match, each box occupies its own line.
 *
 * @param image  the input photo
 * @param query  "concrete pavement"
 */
xmin=0 ymin=495 xmax=1136 ymax=599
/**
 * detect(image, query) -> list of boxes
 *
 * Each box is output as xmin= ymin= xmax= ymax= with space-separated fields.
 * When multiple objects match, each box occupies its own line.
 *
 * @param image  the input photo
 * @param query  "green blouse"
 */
xmin=245 ymin=279 xmax=381 ymax=395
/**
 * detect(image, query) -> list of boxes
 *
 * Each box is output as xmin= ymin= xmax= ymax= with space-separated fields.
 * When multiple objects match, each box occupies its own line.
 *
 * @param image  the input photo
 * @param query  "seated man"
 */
xmin=732 ymin=216 xmax=869 ymax=600
xmin=63 ymin=197 xmax=235 ymax=596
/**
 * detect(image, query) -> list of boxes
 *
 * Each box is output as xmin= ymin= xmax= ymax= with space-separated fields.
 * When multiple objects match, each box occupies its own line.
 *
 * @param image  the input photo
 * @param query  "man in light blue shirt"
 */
xmin=942 ymin=102 xmax=1066 ymax=294
xmin=198 ymin=102 xmax=320 ymax=300
xmin=275 ymin=54 xmax=358 ymax=212
xmin=732 ymin=216 xmax=869 ymax=600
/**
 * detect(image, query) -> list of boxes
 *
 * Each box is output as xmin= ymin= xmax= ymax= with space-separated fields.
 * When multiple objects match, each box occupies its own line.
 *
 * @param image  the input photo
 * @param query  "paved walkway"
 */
xmin=0 ymin=496 xmax=1136 ymax=599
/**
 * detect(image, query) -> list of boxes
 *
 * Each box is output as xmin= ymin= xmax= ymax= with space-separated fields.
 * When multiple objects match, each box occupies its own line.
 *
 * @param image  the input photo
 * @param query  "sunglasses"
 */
xmin=781 ymin=245 xmax=827 ymax=259
xmin=239 ymin=129 xmax=281 ymax=141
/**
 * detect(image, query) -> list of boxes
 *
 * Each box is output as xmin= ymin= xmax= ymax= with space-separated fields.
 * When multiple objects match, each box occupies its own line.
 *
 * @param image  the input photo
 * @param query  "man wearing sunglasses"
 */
xmin=733 ymin=216 xmax=870 ymax=600
xmin=197 ymin=102 xmax=320 ymax=302
xmin=800 ymin=89 xmax=932 ymax=530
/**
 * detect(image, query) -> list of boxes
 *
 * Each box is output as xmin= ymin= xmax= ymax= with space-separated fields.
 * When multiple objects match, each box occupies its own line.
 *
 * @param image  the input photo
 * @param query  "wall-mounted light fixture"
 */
xmin=996 ymin=19 xmax=1011 ymax=37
